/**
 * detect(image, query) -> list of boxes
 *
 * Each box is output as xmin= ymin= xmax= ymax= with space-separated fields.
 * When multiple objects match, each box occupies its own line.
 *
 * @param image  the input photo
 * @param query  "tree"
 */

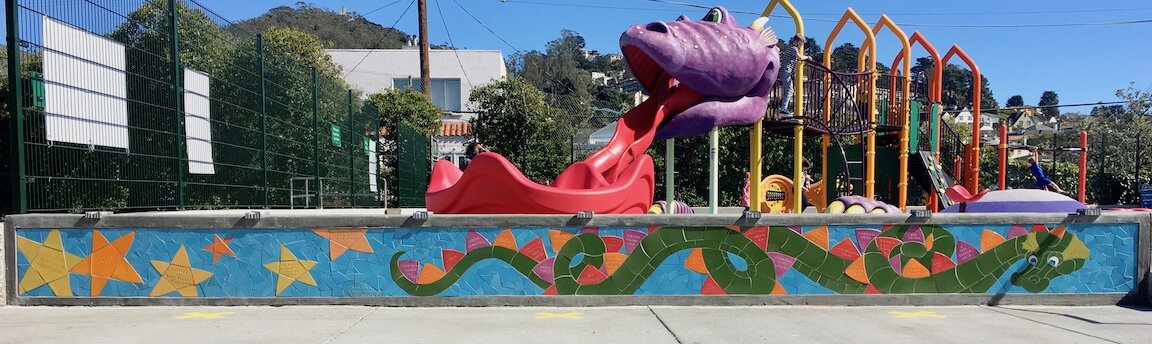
xmin=370 ymin=90 xmax=441 ymax=138
xmin=1075 ymin=84 xmax=1152 ymax=204
xmin=1039 ymin=91 xmax=1059 ymax=118
xmin=512 ymin=30 xmax=595 ymax=119
xmin=1006 ymin=95 xmax=1025 ymax=107
xmin=367 ymin=90 xmax=441 ymax=207
xmin=1091 ymin=104 xmax=1125 ymax=118
xmin=910 ymin=57 xmax=998 ymax=111
xmin=830 ymin=43 xmax=860 ymax=72
xmin=510 ymin=30 xmax=601 ymax=157
xmin=469 ymin=77 xmax=574 ymax=182
xmin=825 ymin=43 xmax=891 ymax=73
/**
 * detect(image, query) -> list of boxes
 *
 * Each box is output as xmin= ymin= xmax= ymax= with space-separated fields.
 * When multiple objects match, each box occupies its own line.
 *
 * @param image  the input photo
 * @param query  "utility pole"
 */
xmin=418 ymin=0 xmax=431 ymax=98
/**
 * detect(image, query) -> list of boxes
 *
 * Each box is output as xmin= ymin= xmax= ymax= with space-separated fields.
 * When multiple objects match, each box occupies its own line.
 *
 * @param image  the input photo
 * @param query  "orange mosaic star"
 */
xmin=70 ymin=230 xmax=143 ymax=297
xmin=311 ymin=228 xmax=373 ymax=260
xmin=202 ymin=234 xmax=236 ymax=265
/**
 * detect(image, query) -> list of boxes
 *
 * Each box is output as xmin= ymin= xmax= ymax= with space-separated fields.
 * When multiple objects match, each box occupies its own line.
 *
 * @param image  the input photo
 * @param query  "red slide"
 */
xmin=426 ymin=78 xmax=701 ymax=214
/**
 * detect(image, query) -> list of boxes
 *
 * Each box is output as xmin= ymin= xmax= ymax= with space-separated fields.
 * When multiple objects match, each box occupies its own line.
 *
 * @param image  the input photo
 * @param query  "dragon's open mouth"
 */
xmin=623 ymin=45 xmax=665 ymax=95
xmin=622 ymin=44 xmax=700 ymax=123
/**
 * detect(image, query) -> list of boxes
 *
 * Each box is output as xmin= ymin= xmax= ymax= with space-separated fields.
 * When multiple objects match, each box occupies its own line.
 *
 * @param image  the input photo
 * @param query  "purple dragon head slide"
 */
xmin=619 ymin=7 xmax=781 ymax=139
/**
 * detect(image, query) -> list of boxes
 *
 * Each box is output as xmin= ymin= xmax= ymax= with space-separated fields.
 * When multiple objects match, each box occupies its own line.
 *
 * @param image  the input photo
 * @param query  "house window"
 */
xmin=393 ymin=78 xmax=462 ymax=112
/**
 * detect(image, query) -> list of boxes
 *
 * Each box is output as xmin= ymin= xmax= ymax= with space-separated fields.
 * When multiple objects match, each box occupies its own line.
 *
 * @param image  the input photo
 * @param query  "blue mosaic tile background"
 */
xmin=12 ymin=223 xmax=1139 ymax=297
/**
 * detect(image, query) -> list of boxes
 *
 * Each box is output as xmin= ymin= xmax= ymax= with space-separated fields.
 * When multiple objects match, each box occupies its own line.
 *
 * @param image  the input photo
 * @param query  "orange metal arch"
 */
xmin=941 ymin=44 xmax=982 ymax=192
xmin=893 ymin=31 xmax=942 ymax=103
xmin=893 ymin=31 xmax=944 ymax=211
xmin=822 ymin=8 xmax=877 ymax=198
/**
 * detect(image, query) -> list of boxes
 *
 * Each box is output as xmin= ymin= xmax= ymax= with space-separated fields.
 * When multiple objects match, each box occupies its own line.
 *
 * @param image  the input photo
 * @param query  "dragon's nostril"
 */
xmin=646 ymin=22 xmax=669 ymax=33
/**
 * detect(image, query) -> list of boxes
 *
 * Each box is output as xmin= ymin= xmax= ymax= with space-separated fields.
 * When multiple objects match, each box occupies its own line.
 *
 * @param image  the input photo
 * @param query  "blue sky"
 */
xmin=15 ymin=0 xmax=1152 ymax=110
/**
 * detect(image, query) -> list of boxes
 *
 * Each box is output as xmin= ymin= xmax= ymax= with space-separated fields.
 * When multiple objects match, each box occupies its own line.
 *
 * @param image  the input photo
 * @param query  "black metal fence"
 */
xmin=3 ymin=0 xmax=381 ymax=213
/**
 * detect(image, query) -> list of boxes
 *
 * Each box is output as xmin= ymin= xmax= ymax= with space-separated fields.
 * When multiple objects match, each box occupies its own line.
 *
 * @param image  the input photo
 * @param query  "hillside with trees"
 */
xmin=229 ymin=4 xmax=409 ymax=49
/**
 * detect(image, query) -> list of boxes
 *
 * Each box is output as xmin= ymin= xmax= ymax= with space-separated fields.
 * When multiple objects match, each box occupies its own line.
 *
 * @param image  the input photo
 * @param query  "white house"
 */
xmin=946 ymin=107 xmax=999 ymax=132
xmin=326 ymin=48 xmax=507 ymax=113
xmin=327 ymin=48 xmax=508 ymax=164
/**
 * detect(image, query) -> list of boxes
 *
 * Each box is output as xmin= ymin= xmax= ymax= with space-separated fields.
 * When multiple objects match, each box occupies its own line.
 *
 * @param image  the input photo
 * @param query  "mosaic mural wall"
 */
xmin=10 ymin=223 xmax=1138 ymax=298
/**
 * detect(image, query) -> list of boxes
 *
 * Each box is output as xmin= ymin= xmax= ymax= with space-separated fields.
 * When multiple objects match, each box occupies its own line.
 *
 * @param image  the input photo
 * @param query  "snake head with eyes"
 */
xmin=1011 ymin=232 xmax=1090 ymax=292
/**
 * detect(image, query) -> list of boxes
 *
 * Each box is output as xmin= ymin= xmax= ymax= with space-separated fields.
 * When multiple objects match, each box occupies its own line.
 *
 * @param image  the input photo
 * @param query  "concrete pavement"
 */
xmin=1 ymin=305 xmax=1150 ymax=344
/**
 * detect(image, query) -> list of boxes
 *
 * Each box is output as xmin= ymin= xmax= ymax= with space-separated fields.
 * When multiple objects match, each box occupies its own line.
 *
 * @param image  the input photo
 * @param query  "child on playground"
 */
xmin=1028 ymin=150 xmax=1066 ymax=194
xmin=776 ymin=35 xmax=811 ymax=117
xmin=460 ymin=142 xmax=489 ymax=170
xmin=801 ymin=160 xmax=813 ymax=191
xmin=738 ymin=160 xmax=813 ymax=209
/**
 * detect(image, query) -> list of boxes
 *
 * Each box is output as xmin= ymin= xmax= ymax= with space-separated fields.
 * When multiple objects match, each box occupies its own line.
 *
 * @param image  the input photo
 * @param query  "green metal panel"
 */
xmin=396 ymin=122 xmax=430 ymax=208
xmin=930 ymin=103 xmax=941 ymax=154
xmin=169 ymin=0 xmax=185 ymax=209
xmin=826 ymin=145 xmax=901 ymax=204
xmin=909 ymin=100 xmax=922 ymax=152
xmin=28 ymin=71 xmax=44 ymax=108
xmin=7 ymin=0 xmax=26 ymax=214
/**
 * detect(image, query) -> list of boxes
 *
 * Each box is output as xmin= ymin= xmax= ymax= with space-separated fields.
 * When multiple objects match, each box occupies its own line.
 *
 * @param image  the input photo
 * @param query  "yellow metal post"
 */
xmin=761 ymin=0 xmax=804 ymax=213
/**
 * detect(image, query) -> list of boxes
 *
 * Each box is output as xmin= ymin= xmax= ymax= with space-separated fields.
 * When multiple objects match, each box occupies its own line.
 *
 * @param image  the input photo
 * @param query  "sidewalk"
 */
xmin=0 ymin=305 xmax=1148 ymax=343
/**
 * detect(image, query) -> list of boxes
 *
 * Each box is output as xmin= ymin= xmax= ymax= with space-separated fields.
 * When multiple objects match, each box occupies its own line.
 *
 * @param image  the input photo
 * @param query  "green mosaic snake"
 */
xmin=389 ymin=224 xmax=1088 ymax=296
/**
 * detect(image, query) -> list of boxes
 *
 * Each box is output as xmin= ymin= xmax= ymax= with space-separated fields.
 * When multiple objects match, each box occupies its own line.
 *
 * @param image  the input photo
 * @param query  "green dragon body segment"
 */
xmin=389 ymin=225 xmax=1088 ymax=295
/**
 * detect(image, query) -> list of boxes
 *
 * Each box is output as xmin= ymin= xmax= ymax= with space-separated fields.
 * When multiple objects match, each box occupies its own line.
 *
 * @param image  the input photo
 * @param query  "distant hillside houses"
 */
xmin=1006 ymin=107 xmax=1061 ymax=135
xmin=945 ymin=107 xmax=1000 ymax=132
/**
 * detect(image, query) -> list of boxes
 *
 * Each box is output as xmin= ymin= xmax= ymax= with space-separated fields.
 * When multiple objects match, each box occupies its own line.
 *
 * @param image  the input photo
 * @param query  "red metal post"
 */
xmin=999 ymin=125 xmax=1007 ymax=190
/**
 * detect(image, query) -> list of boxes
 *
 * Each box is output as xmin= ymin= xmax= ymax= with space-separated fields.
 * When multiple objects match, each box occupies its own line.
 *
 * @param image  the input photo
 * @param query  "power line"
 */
xmin=356 ymin=0 xmax=409 ymax=18
xmin=633 ymin=0 xmax=1152 ymax=29
xmin=898 ymin=19 xmax=1152 ymax=28
xmin=943 ymin=101 xmax=1128 ymax=114
xmin=990 ymin=101 xmax=1128 ymax=111
xmin=640 ymin=0 xmax=1152 ymax=17
xmin=343 ymin=0 xmax=417 ymax=79
xmin=502 ymin=0 xmax=686 ymax=12
xmin=451 ymin=0 xmax=521 ymax=52
xmin=434 ymin=0 xmax=474 ymax=89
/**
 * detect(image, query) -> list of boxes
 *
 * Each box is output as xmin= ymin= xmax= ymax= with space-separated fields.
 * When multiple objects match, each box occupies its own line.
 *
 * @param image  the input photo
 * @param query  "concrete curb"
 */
xmin=4 ymin=211 xmax=1147 ymax=229
xmin=1 ymin=221 xmax=5 ymax=306
xmin=7 ymin=293 xmax=1133 ymax=307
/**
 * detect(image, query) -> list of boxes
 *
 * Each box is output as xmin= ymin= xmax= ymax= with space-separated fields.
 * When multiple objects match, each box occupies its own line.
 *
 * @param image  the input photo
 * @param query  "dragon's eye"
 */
xmin=1047 ymin=256 xmax=1060 ymax=267
xmin=704 ymin=8 xmax=723 ymax=23
xmin=1027 ymin=255 xmax=1038 ymax=265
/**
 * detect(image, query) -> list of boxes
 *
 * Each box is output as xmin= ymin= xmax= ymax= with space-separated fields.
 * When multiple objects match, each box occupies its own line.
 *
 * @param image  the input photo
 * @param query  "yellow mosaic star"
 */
xmin=890 ymin=311 xmax=946 ymax=318
xmin=263 ymin=245 xmax=318 ymax=296
xmin=150 ymin=245 xmax=214 ymax=297
xmin=535 ymin=312 xmax=583 ymax=319
xmin=16 ymin=229 xmax=83 ymax=296
xmin=176 ymin=312 xmax=234 ymax=319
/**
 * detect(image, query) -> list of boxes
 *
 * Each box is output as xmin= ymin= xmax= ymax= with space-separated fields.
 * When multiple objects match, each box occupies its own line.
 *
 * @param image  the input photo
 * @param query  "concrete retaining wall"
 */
xmin=4 ymin=210 xmax=1149 ymax=306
